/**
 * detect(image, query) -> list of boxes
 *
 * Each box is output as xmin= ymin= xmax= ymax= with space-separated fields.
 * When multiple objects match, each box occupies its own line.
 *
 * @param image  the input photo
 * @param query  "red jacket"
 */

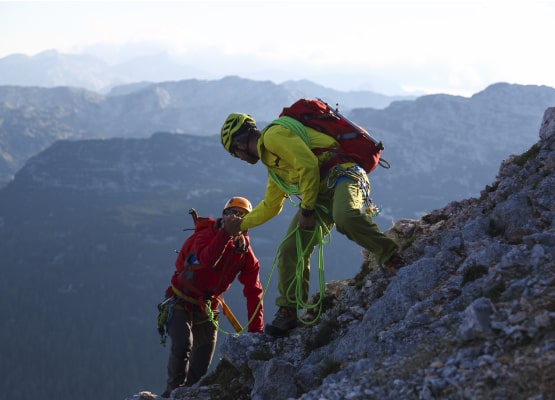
xmin=167 ymin=219 xmax=264 ymax=333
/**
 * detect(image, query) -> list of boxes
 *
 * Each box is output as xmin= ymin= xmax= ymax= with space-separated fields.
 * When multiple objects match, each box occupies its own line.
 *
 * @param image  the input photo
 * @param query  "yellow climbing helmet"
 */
xmin=223 ymin=197 xmax=253 ymax=213
xmin=220 ymin=113 xmax=256 ymax=153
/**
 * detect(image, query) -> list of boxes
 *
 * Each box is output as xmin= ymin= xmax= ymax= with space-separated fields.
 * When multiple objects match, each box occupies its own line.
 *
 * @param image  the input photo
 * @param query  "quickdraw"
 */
xmin=157 ymin=296 xmax=177 ymax=346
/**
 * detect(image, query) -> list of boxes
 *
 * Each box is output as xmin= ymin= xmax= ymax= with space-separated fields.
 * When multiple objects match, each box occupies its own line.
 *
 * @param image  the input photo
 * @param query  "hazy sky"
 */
xmin=1 ymin=0 xmax=554 ymax=96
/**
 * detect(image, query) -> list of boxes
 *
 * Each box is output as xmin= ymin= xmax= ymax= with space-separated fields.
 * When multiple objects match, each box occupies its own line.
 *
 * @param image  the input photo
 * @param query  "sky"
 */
xmin=1 ymin=0 xmax=554 ymax=96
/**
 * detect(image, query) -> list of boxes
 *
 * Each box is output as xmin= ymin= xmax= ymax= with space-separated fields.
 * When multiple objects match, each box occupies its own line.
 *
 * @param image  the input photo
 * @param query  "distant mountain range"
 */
xmin=0 ymin=50 xmax=194 ymax=93
xmin=1 ymin=78 xmax=554 ymax=211
xmin=0 ymin=73 xmax=413 ymax=188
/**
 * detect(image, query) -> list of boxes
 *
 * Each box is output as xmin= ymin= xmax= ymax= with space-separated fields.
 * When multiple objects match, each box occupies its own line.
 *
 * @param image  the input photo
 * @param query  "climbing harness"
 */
xmin=168 ymin=282 xmax=245 ymax=335
xmin=326 ymin=165 xmax=381 ymax=217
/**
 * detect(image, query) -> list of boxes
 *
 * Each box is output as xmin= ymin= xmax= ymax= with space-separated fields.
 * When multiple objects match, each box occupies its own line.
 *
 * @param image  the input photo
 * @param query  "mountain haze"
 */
xmin=0 ymin=50 xmax=121 ymax=91
xmin=0 ymin=50 xmax=414 ymax=98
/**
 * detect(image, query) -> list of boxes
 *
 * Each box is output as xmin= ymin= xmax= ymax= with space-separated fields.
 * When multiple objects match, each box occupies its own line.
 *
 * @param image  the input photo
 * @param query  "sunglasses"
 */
xmin=223 ymin=208 xmax=246 ymax=216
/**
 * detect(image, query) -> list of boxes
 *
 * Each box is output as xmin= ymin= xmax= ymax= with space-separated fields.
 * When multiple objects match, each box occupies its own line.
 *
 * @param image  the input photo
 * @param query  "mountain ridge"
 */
xmin=0 ymin=75 xmax=415 ymax=187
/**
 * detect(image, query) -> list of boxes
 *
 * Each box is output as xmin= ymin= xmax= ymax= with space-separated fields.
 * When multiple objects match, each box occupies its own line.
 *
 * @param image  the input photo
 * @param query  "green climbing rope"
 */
xmin=204 ymin=206 xmax=333 ymax=334
xmin=282 ymin=209 xmax=332 ymax=325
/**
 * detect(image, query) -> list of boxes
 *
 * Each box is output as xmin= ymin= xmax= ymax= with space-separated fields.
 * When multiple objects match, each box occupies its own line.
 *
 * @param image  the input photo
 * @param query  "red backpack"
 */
xmin=172 ymin=209 xmax=217 ymax=298
xmin=175 ymin=211 xmax=215 ymax=270
xmin=278 ymin=98 xmax=389 ymax=174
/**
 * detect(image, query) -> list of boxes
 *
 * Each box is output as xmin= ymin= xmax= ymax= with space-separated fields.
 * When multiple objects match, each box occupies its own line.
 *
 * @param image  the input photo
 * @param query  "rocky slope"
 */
xmin=130 ymin=107 xmax=555 ymax=399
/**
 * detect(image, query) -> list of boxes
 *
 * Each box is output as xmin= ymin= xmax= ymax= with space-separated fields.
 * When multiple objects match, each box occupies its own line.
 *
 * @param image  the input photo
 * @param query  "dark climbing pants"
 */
xmin=165 ymin=308 xmax=217 ymax=392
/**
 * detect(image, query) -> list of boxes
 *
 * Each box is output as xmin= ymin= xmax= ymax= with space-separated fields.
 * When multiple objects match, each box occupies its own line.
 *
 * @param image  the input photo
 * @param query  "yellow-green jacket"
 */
xmin=240 ymin=124 xmax=355 ymax=231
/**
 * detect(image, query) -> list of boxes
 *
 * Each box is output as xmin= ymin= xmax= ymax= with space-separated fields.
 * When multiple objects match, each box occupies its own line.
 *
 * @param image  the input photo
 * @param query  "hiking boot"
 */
xmin=382 ymin=252 xmax=406 ymax=274
xmin=265 ymin=307 xmax=298 ymax=337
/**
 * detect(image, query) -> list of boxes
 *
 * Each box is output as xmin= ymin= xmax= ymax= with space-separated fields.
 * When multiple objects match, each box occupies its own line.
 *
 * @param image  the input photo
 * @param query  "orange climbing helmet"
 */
xmin=223 ymin=197 xmax=252 ymax=213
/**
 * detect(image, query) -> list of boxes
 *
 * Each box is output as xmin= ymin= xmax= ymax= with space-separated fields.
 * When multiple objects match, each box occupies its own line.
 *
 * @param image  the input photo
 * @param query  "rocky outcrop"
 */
xmin=133 ymin=107 xmax=554 ymax=399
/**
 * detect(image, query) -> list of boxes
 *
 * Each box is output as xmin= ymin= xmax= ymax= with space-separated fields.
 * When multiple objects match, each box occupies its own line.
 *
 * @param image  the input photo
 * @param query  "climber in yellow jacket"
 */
xmin=220 ymin=113 xmax=404 ymax=337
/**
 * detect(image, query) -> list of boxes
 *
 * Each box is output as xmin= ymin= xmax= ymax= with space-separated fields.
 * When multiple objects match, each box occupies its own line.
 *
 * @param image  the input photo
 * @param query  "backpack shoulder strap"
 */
xmin=269 ymin=116 xmax=311 ymax=147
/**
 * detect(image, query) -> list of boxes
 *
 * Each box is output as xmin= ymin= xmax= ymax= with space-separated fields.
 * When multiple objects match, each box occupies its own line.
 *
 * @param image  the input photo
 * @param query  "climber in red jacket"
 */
xmin=161 ymin=197 xmax=264 ymax=397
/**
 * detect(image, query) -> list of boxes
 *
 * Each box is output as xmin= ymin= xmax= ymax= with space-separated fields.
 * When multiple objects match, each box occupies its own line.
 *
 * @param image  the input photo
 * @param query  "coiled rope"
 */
xmin=284 ymin=207 xmax=332 ymax=325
